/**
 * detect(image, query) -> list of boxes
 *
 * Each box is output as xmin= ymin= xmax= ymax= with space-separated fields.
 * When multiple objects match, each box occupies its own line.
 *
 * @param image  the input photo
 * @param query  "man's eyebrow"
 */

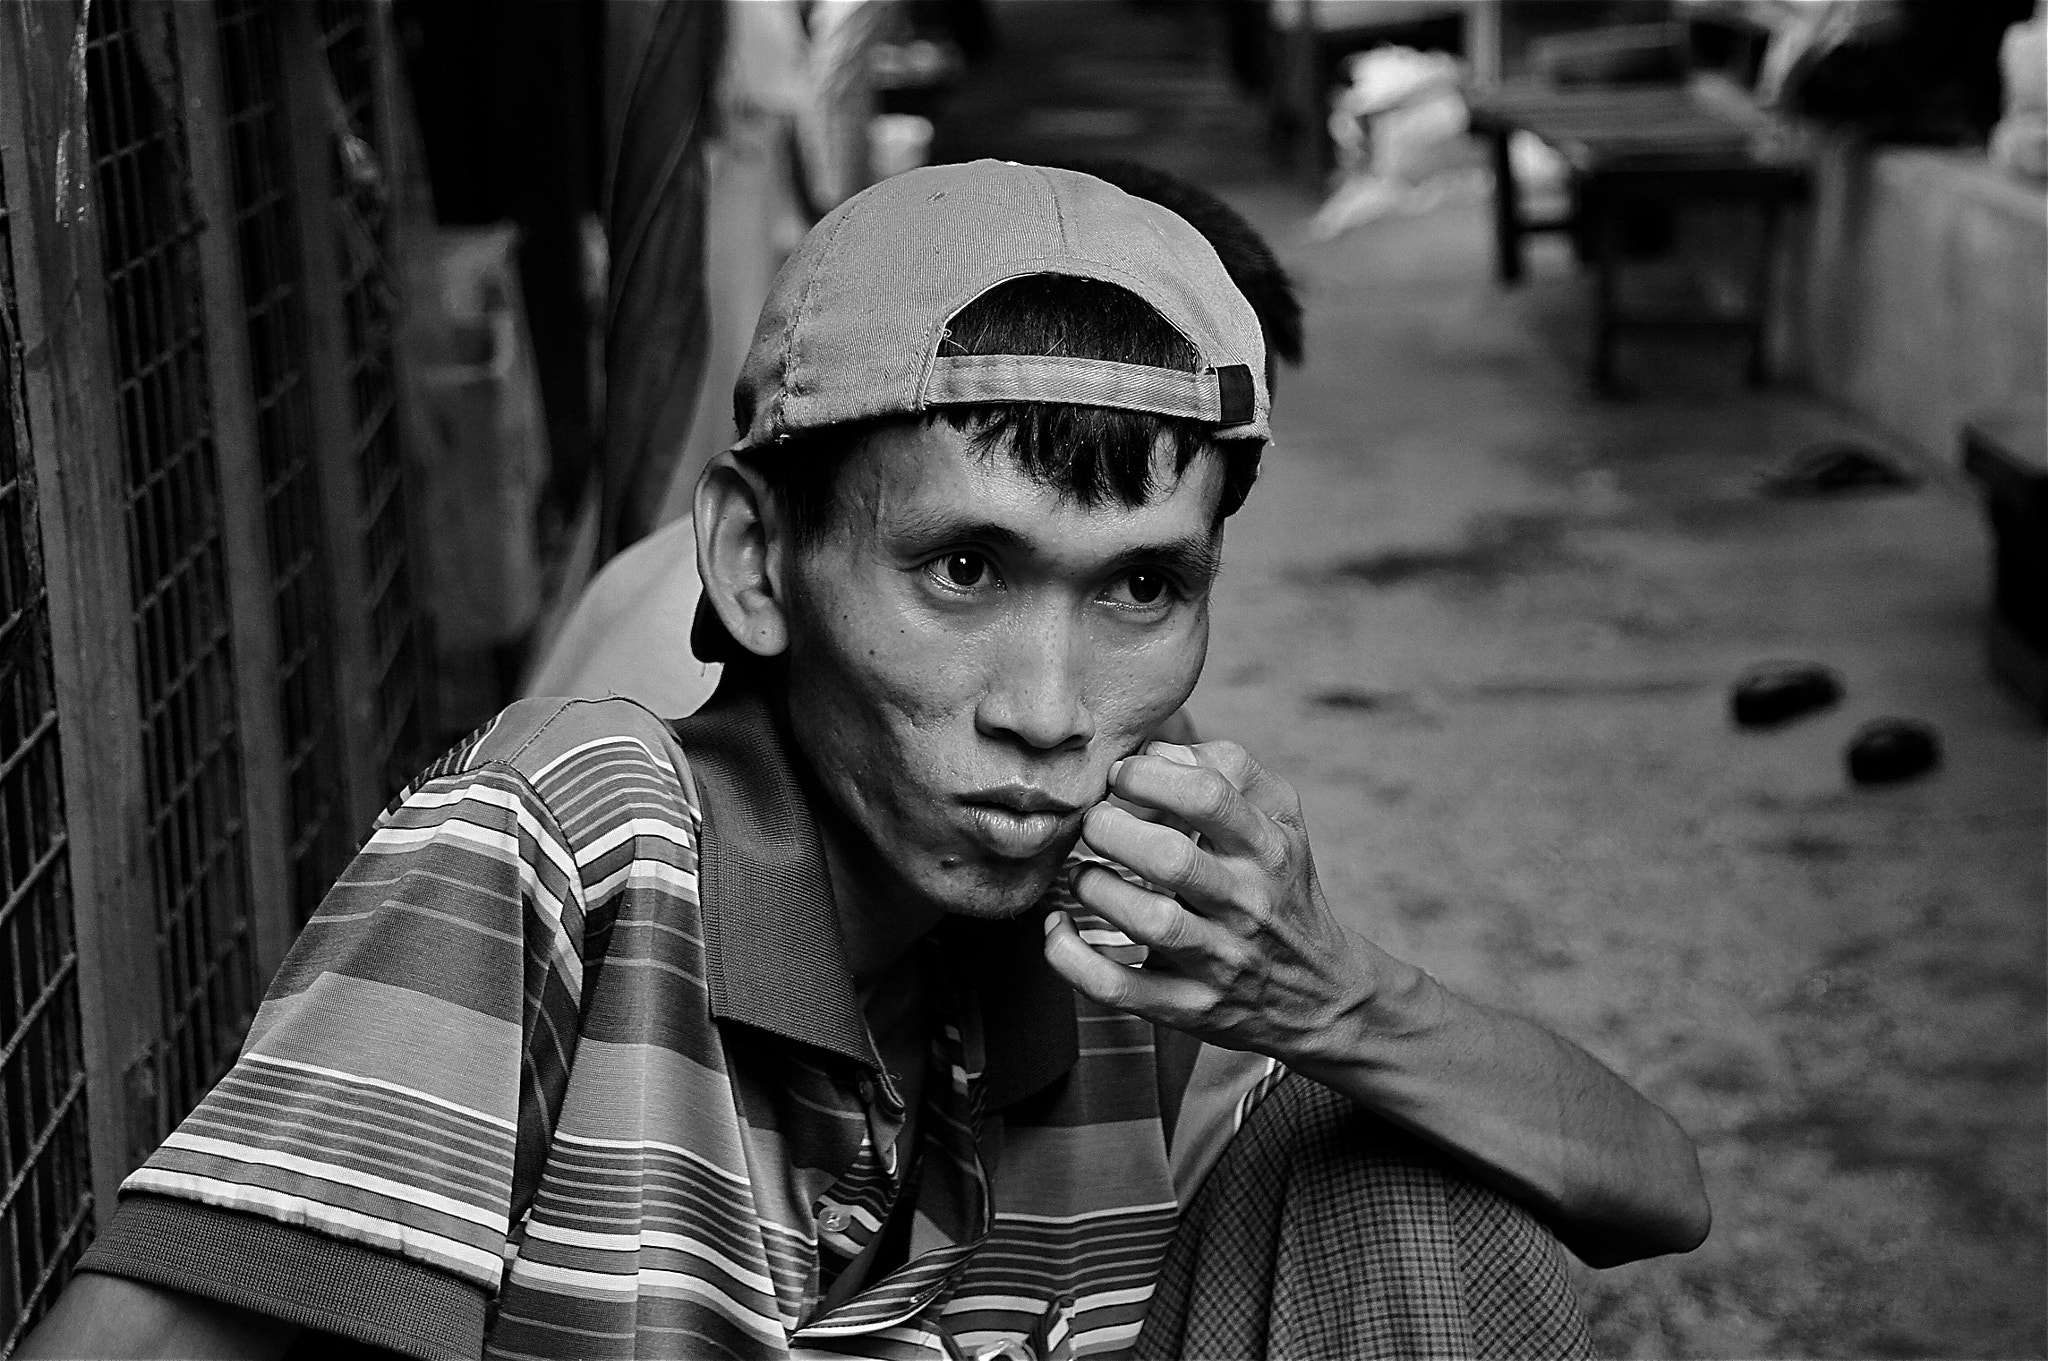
xmin=889 ymin=510 xmax=1033 ymax=553
xmin=889 ymin=508 xmax=1222 ymax=581
xmin=1107 ymin=534 xmax=1222 ymax=583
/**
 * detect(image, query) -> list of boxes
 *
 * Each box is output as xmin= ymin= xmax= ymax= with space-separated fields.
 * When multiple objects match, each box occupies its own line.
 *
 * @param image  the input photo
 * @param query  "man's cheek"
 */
xmin=1097 ymin=635 xmax=1206 ymax=741
xmin=862 ymin=639 xmax=987 ymax=751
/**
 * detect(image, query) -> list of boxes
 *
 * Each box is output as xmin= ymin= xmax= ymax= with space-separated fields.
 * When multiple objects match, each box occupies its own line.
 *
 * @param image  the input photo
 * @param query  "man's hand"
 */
xmin=1045 ymin=740 xmax=1373 ymax=1066
xmin=1043 ymin=738 xmax=1713 ymax=1267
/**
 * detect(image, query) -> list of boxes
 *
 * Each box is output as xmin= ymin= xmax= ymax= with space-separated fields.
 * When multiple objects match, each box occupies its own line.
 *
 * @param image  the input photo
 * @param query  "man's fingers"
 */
xmin=1114 ymin=739 xmax=1305 ymax=846
xmin=1079 ymin=803 xmax=1233 ymax=905
xmin=1190 ymin=740 xmax=1304 ymax=830
xmin=1104 ymin=752 xmax=1289 ymax=867
xmin=1070 ymin=861 xmax=1215 ymax=956
xmin=1042 ymin=910 xmax=1210 ymax=1023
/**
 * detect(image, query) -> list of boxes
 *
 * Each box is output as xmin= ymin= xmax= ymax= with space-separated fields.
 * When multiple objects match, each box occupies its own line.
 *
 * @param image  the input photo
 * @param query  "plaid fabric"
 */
xmin=1133 ymin=1075 xmax=1593 ymax=1361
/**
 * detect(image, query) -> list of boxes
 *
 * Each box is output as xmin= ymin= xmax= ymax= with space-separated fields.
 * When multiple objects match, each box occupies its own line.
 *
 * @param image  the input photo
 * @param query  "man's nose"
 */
xmin=974 ymin=608 xmax=1095 ymax=753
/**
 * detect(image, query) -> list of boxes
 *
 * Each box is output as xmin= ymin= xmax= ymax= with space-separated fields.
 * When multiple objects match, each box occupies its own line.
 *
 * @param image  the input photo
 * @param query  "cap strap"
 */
xmin=924 ymin=354 xmax=1256 ymax=425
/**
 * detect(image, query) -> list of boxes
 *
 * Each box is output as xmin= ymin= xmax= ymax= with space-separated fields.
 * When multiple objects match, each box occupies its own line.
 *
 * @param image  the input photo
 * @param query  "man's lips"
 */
xmin=962 ymin=784 xmax=1086 ymax=816
xmin=958 ymin=784 xmax=1088 ymax=859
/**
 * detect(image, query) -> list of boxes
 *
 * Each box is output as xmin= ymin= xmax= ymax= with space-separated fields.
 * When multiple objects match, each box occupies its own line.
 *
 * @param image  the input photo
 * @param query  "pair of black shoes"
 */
xmin=1730 ymin=662 xmax=1940 ymax=784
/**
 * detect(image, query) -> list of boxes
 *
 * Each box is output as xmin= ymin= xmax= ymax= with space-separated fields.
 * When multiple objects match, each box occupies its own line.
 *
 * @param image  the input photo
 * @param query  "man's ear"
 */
xmin=694 ymin=452 xmax=792 ymax=658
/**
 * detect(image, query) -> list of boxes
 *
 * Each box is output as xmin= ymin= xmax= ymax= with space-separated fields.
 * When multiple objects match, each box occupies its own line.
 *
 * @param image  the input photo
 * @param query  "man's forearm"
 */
xmin=1053 ymin=740 xmax=1711 ymax=1265
xmin=1289 ymin=941 xmax=1711 ymax=1267
xmin=16 ymin=1272 xmax=300 ymax=1361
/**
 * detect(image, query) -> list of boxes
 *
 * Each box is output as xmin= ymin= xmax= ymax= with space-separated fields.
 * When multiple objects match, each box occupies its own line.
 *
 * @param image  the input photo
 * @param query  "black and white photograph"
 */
xmin=0 ymin=0 xmax=2040 ymax=1356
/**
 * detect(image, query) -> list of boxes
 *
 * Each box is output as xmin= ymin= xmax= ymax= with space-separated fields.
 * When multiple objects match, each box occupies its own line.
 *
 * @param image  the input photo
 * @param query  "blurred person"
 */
xmin=24 ymin=161 xmax=1706 ymax=1360
xmin=531 ymin=0 xmax=893 ymax=704
xmin=798 ymin=0 xmax=904 ymax=211
xmin=523 ymin=158 xmax=1304 ymax=716
xmin=598 ymin=0 xmax=724 ymax=560
xmin=658 ymin=0 xmax=816 ymax=531
xmin=596 ymin=0 xmax=898 ymax=561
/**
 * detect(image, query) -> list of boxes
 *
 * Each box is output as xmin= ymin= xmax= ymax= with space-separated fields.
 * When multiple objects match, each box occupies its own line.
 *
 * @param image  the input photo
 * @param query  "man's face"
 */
xmin=780 ymin=419 xmax=1226 ymax=920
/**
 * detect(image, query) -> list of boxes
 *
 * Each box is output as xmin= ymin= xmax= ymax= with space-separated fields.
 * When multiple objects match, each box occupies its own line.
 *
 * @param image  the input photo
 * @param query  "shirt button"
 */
xmin=819 ymin=1207 xmax=850 ymax=1234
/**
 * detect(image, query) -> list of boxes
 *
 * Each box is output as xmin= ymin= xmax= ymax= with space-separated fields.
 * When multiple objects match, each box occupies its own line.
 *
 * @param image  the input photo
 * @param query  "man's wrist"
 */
xmin=1291 ymin=931 xmax=1440 ymax=1082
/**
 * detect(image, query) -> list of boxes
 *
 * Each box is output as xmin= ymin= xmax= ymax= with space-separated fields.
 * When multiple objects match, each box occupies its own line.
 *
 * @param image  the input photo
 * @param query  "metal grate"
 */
xmin=214 ymin=0 xmax=352 ymax=923
xmin=317 ymin=0 xmax=431 ymax=800
xmin=0 ymin=165 xmax=95 ymax=1348
xmin=85 ymin=0 xmax=259 ymax=1129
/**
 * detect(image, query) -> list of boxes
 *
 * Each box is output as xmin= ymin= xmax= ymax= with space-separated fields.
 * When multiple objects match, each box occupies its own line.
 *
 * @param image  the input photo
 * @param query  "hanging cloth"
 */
xmin=599 ymin=0 xmax=725 ymax=559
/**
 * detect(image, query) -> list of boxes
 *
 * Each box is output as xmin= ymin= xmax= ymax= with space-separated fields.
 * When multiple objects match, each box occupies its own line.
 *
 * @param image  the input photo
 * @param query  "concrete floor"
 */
xmin=936 ymin=5 xmax=2047 ymax=1357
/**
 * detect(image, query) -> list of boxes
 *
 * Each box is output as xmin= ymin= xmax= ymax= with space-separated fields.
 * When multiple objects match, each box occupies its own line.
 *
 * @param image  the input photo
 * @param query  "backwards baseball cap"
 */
xmin=730 ymin=158 xmax=1271 ymax=451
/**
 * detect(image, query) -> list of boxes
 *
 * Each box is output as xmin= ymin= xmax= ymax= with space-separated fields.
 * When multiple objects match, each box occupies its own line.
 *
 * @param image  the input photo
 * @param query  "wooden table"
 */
xmin=1466 ymin=82 xmax=1809 ymax=391
xmin=1963 ymin=412 xmax=2048 ymax=717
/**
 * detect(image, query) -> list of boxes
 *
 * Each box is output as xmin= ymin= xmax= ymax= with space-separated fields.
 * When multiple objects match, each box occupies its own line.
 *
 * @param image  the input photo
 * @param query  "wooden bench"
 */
xmin=1466 ymin=80 xmax=1809 ymax=391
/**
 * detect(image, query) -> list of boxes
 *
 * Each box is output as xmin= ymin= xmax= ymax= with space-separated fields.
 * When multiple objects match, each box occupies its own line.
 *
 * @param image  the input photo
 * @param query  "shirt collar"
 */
xmin=669 ymin=669 xmax=1078 ymax=1110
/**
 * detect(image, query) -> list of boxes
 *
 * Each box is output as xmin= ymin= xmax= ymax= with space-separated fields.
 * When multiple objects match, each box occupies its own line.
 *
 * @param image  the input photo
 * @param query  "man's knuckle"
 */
xmin=1215 ymin=942 xmax=1258 ymax=991
xmin=1191 ymin=769 xmax=1235 ymax=820
xmin=1209 ymin=740 xmax=1252 ymax=778
xmin=1150 ymin=835 xmax=1195 ymax=887
xmin=1233 ymin=869 xmax=1283 ymax=922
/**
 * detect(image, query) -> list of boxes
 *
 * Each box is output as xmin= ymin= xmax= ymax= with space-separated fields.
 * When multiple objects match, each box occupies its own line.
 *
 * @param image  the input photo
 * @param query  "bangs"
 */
xmin=935 ymin=403 xmax=1222 ymax=511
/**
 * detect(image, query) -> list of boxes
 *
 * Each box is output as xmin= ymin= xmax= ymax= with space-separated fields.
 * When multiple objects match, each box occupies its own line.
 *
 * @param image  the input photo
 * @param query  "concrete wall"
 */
xmin=1795 ymin=140 xmax=2047 ymax=465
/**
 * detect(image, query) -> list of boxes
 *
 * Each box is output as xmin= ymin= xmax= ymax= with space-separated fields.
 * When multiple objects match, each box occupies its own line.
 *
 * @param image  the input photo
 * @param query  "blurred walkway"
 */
xmin=934 ymin=5 xmax=2045 ymax=1358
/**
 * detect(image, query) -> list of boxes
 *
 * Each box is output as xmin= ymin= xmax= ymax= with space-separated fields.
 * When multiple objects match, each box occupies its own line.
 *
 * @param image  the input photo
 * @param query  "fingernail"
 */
xmin=1147 ymin=742 xmax=1199 ymax=766
xmin=1108 ymin=758 xmax=1126 ymax=785
xmin=1042 ymin=909 xmax=1063 ymax=936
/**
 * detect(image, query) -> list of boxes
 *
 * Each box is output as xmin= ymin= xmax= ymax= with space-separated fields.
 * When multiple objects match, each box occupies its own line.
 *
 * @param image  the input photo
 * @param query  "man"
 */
xmin=26 ymin=161 xmax=1706 ymax=1360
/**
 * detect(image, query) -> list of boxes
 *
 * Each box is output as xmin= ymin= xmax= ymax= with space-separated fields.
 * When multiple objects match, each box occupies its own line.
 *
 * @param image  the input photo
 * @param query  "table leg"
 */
xmin=1592 ymin=184 xmax=1619 ymax=393
xmin=1747 ymin=198 xmax=1782 ymax=387
xmin=1287 ymin=23 xmax=1324 ymax=188
xmin=1488 ymin=127 xmax=1524 ymax=285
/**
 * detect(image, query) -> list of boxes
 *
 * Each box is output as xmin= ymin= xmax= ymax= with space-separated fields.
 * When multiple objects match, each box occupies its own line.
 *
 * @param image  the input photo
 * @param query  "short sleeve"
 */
xmin=84 ymin=759 xmax=590 ymax=1356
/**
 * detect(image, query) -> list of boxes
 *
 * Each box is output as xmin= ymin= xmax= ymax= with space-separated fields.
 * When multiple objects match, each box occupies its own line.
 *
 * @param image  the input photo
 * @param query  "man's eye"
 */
xmin=1110 ymin=570 xmax=1174 ymax=607
xmin=934 ymin=552 xmax=992 ymax=589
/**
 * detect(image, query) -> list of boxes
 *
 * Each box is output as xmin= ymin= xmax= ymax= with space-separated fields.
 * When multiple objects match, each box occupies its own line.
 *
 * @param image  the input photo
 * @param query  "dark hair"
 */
xmin=1055 ymin=157 xmax=1304 ymax=380
xmin=744 ymin=274 xmax=1263 ymax=546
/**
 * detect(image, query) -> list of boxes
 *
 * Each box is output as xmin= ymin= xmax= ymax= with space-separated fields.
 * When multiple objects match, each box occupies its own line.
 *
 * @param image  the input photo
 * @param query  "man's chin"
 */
xmin=921 ymin=848 xmax=1070 ymax=921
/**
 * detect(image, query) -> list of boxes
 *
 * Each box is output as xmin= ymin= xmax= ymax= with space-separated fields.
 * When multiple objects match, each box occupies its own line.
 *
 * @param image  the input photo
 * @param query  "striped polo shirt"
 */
xmin=83 ymin=680 xmax=1281 ymax=1359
